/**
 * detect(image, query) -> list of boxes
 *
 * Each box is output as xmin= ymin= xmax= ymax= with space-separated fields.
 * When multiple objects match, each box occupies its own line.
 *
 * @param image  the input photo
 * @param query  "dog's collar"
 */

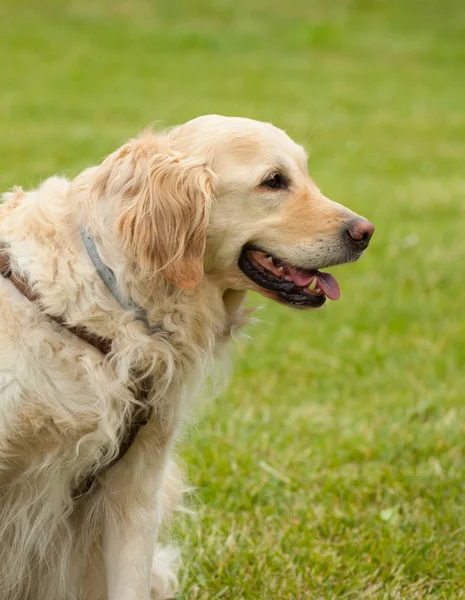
xmin=80 ymin=228 xmax=163 ymax=335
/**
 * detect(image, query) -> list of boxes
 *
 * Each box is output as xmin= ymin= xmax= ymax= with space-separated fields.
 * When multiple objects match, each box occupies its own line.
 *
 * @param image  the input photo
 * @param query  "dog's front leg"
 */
xmin=103 ymin=432 xmax=172 ymax=600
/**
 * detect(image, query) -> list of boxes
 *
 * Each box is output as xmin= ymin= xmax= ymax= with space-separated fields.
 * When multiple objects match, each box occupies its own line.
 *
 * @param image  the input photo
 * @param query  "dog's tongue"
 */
xmin=287 ymin=267 xmax=340 ymax=300
xmin=315 ymin=271 xmax=340 ymax=300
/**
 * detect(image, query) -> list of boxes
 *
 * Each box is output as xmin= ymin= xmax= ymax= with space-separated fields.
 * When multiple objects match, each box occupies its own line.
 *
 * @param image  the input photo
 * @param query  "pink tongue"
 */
xmin=316 ymin=271 xmax=340 ymax=300
xmin=288 ymin=267 xmax=340 ymax=301
xmin=288 ymin=269 xmax=315 ymax=287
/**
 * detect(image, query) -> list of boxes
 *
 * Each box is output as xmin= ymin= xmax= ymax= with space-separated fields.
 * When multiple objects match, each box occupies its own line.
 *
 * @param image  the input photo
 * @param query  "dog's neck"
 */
xmin=80 ymin=228 xmax=243 ymax=339
xmin=71 ymin=182 xmax=249 ymax=346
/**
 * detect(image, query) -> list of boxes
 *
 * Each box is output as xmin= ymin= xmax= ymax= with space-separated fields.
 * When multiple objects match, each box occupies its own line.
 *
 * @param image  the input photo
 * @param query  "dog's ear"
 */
xmin=94 ymin=133 xmax=214 ymax=289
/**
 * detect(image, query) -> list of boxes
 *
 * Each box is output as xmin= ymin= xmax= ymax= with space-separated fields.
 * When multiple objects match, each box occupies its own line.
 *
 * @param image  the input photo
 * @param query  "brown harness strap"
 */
xmin=71 ymin=394 xmax=152 ymax=499
xmin=0 ymin=245 xmax=152 ymax=499
xmin=0 ymin=248 xmax=112 ymax=355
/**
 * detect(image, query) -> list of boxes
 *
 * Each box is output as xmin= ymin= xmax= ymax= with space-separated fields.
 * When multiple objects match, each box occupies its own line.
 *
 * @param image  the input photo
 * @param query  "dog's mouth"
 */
xmin=238 ymin=245 xmax=340 ymax=308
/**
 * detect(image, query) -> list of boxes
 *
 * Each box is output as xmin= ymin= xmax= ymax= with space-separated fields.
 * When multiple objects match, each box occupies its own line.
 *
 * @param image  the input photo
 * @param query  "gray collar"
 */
xmin=80 ymin=228 xmax=163 ymax=335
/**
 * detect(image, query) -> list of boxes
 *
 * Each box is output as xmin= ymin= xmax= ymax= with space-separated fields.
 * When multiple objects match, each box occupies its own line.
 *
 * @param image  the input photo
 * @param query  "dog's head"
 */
xmin=79 ymin=115 xmax=374 ymax=308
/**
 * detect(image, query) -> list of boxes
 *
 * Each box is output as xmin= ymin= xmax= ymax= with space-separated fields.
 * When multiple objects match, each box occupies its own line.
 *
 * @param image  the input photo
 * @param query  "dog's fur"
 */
xmin=0 ymin=115 xmax=370 ymax=599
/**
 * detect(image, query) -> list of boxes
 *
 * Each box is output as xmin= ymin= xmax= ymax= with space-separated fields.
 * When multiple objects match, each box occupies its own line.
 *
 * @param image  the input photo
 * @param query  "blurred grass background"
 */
xmin=1 ymin=0 xmax=465 ymax=597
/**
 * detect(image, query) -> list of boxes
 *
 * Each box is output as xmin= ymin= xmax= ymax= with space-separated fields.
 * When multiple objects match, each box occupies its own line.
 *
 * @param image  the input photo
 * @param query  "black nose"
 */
xmin=345 ymin=219 xmax=375 ymax=249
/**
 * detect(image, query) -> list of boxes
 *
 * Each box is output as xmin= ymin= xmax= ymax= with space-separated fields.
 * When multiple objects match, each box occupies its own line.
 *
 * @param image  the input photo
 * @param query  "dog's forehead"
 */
xmin=174 ymin=115 xmax=308 ymax=173
xmin=218 ymin=134 xmax=308 ymax=179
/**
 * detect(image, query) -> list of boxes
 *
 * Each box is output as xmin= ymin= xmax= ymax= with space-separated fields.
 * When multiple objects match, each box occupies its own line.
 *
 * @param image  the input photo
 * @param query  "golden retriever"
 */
xmin=0 ymin=115 xmax=374 ymax=600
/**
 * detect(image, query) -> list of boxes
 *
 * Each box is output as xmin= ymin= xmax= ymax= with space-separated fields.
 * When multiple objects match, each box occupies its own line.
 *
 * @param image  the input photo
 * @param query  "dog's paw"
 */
xmin=150 ymin=545 xmax=179 ymax=599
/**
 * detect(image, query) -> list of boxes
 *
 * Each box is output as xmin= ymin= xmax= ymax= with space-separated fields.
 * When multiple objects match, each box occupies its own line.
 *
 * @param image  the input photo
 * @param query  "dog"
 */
xmin=0 ymin=115 xmax=374 ymax=600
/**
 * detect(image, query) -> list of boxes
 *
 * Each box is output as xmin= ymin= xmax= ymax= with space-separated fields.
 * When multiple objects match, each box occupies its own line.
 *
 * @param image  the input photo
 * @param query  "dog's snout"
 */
xmin=345 ymin=218 xmax=375 ymax=249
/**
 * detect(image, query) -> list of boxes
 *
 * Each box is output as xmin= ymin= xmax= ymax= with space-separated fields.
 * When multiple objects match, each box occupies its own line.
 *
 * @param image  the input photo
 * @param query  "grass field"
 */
xmin=1 ymin=0 xmax=465 ymax=597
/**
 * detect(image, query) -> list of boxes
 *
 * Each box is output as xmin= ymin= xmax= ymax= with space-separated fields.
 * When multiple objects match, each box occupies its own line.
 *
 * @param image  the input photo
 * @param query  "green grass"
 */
xmin=1 ymin=0 xmax=465 ymax=597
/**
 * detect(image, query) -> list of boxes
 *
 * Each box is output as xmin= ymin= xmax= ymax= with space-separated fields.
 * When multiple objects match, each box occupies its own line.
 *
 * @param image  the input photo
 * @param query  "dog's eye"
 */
xmin=261 ymin=173 xmax=286 ymax=190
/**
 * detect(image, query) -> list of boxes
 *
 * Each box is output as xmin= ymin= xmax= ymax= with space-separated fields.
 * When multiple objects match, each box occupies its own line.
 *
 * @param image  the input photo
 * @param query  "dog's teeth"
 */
xmin=315 ymin=287 xmax=322 ymax=295
xmin=266 ymin=256 xmax=274 ymax=264
xmin=277 ymin=266 xmax=284 ymax=274
xmin=307 ymin=278 xmax=317 ymax=291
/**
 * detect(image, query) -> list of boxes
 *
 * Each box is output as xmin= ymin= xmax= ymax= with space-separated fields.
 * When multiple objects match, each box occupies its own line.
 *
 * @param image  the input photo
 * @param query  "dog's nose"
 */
xmin=345 ymin=219 xmax=375 ymax=249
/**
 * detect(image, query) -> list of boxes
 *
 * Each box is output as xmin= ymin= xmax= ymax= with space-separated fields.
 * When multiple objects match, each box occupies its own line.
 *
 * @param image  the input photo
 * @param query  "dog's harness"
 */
xmin=0 ymin=245 xmax=112 ymax=355
xmin=0 ymin=241 xmax=158 ymax=499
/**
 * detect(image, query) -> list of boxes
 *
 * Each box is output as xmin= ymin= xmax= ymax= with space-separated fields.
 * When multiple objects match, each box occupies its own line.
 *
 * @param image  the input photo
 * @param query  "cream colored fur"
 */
xmin=0 ymin=115 xmax=366 ymax=600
